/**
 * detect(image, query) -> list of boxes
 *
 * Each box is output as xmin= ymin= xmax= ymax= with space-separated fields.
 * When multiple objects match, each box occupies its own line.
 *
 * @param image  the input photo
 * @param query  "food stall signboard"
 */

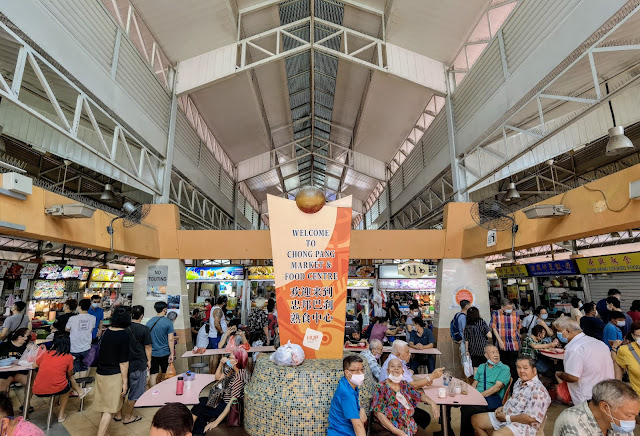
xmin=185 ymin=267 xmax=245 ymax=281
xmin=247 ymin=266 xmax=274 ymax=280
xmin=267 ymin=194 xmax=352 ymax=360
xmin=378 ymin=279 xmax=437 ymax=290
xmin=348 ymin=265 xmax=375 ymax=278
xmin=90 ymin=268 xmax=125 ymax=282
xmin=526 ymin=260 xmax=578 ymax=276
xmin=495 ymin=265 xmax=528 ymax=278
xmin=398 ymin=262 xmax=435 ymax=278
xmin=575 ymin=253 xmax=640 ymax=274
xmin=0 ymin=261 xmax=38 ymax=280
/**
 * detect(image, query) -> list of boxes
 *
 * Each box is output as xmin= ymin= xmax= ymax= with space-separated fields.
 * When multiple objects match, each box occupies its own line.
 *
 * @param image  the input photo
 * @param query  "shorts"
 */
xmin=93 ymin=373 xmax=124 ymax=414
xmin=72 ymin=350 xmax=89 ymax=373
xmin=0 ymin=370 xmax=28 ymax=380
xmin=35 ymin=380 xmax=71 ymax=397
xmin=488 ymin=412 xmax=532 ymax=436
xmin=127 ymin=369 xmax=146 ymax=401
xmin=209 ymin=337 xmax=221 ymax=349
xmin=150 ymin=355 xmax=169 ymax=374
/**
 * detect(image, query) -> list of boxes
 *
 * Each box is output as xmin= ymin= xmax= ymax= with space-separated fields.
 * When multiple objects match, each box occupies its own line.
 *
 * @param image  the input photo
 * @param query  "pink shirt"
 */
xmin=370 ymin=323 xmax=388 ymax=343
xmin=11 ymin=417 xmax=45 ymax=436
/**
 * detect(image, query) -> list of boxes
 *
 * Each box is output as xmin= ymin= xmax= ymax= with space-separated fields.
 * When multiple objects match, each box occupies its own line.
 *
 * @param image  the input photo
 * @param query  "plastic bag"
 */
xmin=462 ymin=355 xmax=474 ymax=378
xmin=269 ymin=341 xmax=305 ymax=366
xmin=164 ymin=362 xmax=177 ymax=380
xmin=19 ymin=343 xmax=46 ymax=366
xmin=555 ymin=381 xmax=572 ymax=405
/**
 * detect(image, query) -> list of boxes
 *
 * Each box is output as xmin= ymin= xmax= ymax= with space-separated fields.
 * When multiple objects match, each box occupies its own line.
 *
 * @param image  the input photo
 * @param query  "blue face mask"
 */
xmin=540 ymin=314 xmax=548 ymax=320
xmin=226 ymin=360 xmax=234 ymax=368
xmin=557 ymin=332 xmax=568 ymax=344
xmin=606 ymin=404 xmax=636 ymax=433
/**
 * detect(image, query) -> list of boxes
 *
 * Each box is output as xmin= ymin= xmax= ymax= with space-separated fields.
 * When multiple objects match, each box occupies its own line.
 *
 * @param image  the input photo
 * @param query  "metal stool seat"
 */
xmin=75 ymin=376 xmax=95 ymax=412
xmin=190 ymin=363 xmax=208 ymax=374
xmin=35 ymin=394 xmax=58 ymax=429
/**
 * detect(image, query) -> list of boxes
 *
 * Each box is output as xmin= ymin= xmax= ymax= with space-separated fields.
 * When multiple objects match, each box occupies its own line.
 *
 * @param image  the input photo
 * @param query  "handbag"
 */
xmin=483 ymin=365 xmax=503 ymax=411
xmin=226 ymin=398 xmax=242 ymax=427
xmin=206 ymin=373 xmax=233 ymax=408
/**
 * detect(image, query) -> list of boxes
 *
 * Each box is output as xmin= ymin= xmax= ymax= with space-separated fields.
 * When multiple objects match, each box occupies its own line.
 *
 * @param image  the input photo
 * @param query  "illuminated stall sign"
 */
xmin=576 ymin=253 xmax=640 ymax=274
xmin=185 ymin=266 xmax=245 ymax=281
xmin=495 ymin=265 xmax=529 ymax=278
xmin=526 ymin=260 xmax=578 ymax=276
xmin=247 ymin=266 xmax=274 ymax=280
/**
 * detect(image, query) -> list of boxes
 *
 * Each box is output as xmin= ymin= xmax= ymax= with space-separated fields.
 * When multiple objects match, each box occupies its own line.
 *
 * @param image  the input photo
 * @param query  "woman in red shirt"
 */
xmin=33 ymin=335 xmax=91 ymax=423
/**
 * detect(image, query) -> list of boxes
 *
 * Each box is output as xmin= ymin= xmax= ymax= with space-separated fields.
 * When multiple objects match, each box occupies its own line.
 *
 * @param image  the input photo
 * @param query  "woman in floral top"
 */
xmin=248 ymin=297 xmax=270 ymax=345
xmin=371 ymin=358 xmax=439 ymax=436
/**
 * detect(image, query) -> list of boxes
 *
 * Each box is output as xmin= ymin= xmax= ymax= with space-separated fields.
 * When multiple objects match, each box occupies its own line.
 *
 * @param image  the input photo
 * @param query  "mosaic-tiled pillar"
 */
xmin=245 ymin=353 xmax=376 ymax=436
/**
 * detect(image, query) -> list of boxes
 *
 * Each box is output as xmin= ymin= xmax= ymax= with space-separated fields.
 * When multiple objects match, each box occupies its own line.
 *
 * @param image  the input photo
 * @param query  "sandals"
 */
xmin=58 ymin=415 xmax=66 ymax=423
xmin=77 ymin=387 xmax=93 ymax=399
xmin=113 ymin=417 xmax=122 ymax=422
xmin=123 ymin=416 xmax=142 ymax=425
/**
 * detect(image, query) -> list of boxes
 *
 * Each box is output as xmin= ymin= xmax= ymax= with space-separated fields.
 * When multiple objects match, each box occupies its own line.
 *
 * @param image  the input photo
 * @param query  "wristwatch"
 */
xmin=505 ymin=415 xmax=511 ymax=424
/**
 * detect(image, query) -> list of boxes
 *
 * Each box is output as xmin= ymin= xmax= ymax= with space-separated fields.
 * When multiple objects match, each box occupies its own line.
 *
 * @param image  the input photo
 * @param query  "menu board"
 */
xmin=247 ymin=266 xmax=274 ymax=280
xmin=90 ymin=268 xmax=125 ymax=282
xmin=378 ymin=279 xmax=437 ymax=290
xmin=89 ymin=282 xmax=122 ymax=289
xmin=185 ymin=266 xmax=245 ymax=281
xmin=348 ymin=265 xmax=375 ymax=278
xmin=0 ymin=261 xmax=38 ymax=280
xmin=347 ymin=279 xmax=375 ymax=288
xmin=38 ymin=264 xmax=91 ymax=280
xmin=33 ymin=280 xmax=65 ymax=299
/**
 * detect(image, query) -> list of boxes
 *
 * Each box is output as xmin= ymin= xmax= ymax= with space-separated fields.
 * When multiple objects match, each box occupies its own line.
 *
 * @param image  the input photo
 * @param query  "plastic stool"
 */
xmin=75 ymin=376 xmax=94 ymax=412
xmin=190 ymin=363 xmax=208 ymax=374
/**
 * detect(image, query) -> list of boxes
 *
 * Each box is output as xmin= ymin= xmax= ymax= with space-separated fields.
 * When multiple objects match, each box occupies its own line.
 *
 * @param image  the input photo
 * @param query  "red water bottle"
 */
xmin=176 ymin=376 xmax=184 ymax=396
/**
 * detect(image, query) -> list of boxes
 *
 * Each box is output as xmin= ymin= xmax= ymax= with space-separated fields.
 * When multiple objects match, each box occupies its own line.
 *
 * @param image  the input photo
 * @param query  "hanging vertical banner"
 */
xmin=268 ymin=194 xmax=352 ymax=360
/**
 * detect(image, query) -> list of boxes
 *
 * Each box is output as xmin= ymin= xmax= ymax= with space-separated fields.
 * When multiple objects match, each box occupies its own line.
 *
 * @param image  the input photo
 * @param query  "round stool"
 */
xmin=190 ymin=363 xmax=208 ymax=374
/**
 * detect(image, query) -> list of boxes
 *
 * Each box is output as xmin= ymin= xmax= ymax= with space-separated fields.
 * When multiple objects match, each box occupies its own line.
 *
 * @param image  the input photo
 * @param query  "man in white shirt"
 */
xmin=66 ymin=298 xmax=96 ymax=379
xmin=208 ymin=296 xmax=228 ymax=373
xmin=553 ymin=317 xmax=614 ymax=405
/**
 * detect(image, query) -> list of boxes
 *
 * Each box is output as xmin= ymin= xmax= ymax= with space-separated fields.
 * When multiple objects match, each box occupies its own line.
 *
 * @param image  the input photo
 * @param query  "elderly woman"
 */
xmin=371 ymin=358 xmax=439 ymax=436
xmin=191 ymin=348 xmax=251 ymax=434
xmin=248 ymin=297 xmax=270 ymax=346
xmin=554 ymin=379 xmax=640 ymax=435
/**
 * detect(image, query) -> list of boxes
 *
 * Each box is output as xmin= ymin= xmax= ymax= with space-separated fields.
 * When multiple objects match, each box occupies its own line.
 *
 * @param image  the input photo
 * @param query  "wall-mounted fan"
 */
xmin=470 ymin=200 xmax=518 ymax=259
xmin=107 ymin=201 xmax=151 ymax=251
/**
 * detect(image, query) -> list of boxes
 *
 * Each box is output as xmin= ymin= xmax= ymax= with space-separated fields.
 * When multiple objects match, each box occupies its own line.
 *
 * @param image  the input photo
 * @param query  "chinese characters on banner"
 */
xmin=267 ymin=194 xmax=352 ymax=359
xmin=576 ymin=253 xmax=640 ymax=274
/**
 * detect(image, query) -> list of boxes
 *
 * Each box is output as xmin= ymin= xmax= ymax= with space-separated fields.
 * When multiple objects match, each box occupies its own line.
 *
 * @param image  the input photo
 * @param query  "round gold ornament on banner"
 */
xmin=295 ymin=186 xmax=326 ymax=214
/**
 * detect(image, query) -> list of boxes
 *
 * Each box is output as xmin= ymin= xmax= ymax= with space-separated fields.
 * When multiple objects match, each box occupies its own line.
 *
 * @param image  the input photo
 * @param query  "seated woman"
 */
xmin=32 ymin=335 xmax=92 ymax=422
xmin=520 ymin=325 xmax=559 ymax=375
xmin=191 ymin=348 xmax=251 ymax=435
xmin=218 ymin=321 xmax=248 ymax=349
xmin=370 ymin=358 xmax=439 ymax=436
xmin=0 ymin=328 xmax=32 ymax=413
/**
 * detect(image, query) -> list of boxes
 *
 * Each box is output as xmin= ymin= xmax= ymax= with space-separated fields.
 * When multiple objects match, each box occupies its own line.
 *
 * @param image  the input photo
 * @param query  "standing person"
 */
xmin=490 ymin=299 xmax=521 ymax=380
xmin=208 ymin=296 xmax=228 ymax=373
xmin=327 ymin=355 xmax=368 ymax=436
xmin=388 ymin=299 xmax=401 ymax=326
xmin=0 ymin=301 xmax=30 ymax=341
xmin=408 ymin=317 xmax=435 ymax=373
xmin=607 ymin=296 xmax=633 ymax=336
xmin=616 ymin=321 xmax=640 ymax=398
xmin=464 ymin=306 xmax=492 ymax=371
xmin=597 ymin=289 xmax=621 ymax=324
xmin=51 ymin=299 xmax=76 ymax=339
xmin=521 ymin=306 xmax=553 ymax=337
xmin=267 ymin=299 xmax=278 ymax=346
xmin=203 ymin=298 xmax=213 ymax=322
xmin=603 ymin=312 xmax=625 ymax=351
xmin=628 ymin=300 xmax=640 ymax=322
xmin=190 ymin=309 xmax=201 ymax=346
xmin=450 ymin=300 xmax=470 ymax=360
xmin=580 ymin=302 xmax=605 ymax=340
xmin=553 ymin=317 xmax=614 ymax=405
xmin=248 ymin=297 xmax=270 ymax=346
xmin=0 ymin=329 xmax=33 ymax=413
xmin=570 ymin=298 xmax=583 ymax=322
xmin=32 ymin=335 xmax=91 ymax=423
xmin=114 ymin=305 xmax=151 ymax=425
xmin=94 ymin=307 xmax=131 ymax=436
xmin=88 ymin=294 xmax=104 ymax=339
xmin=66 ymin=298 xmax=96 ymax=379
xmin=151 ymin=403 xmax=194 ymax=436
xmin=553 ymin=379 xmax=639 ymax=436
xmin=146 ymin=301 xmax=175 ymax=387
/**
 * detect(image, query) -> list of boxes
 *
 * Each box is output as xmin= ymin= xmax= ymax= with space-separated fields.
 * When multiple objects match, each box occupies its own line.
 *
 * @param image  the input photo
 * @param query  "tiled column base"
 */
xmin=245 ymin=353 xmax=376 ymax=436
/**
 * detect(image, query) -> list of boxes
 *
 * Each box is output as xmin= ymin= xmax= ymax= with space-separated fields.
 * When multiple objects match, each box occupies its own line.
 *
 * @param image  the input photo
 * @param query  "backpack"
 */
xmin=450 ymin=313 xmax=463 ymax=342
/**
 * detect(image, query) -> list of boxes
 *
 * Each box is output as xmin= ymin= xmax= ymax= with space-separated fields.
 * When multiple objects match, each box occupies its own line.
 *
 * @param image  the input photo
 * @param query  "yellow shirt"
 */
xmin=616 ymin=342 xmax=640 ymax=396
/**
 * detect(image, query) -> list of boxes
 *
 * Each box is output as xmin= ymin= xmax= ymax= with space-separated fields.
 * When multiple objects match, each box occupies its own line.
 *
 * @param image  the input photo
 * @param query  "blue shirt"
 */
xmin=146 ymin=316 xmax=175 ymax=357
xmin=596 ymin=299 xmax=610 ymax=324
xmin=458 ymin=313 xmax=467 ymax=340
xmin=602 ymin=323 xmax=623 ymax=350
xmin=409 ymin=328 xmax=435 ymax=347
xmin=327 ymin=377 xmax=360 ymax=436
xmin=88 ymin=307 xmax=104 ymax=339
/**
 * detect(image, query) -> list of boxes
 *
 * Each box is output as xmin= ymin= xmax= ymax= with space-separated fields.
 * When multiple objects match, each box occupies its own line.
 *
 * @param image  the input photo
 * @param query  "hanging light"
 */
xmin=44 ymin=242 xmax=53 ymax=250
xmin=605 ymin=126 xmax=634 ymax=156
xmin=611 ymin=232 xmax=621 ymax=238
xmin=122 ymin=201 xmax=137 ymax=215
xmin=100 ymin=183 xmax=115 ymax=201
xmin=504 ymin=182 xmax=520 ymax=202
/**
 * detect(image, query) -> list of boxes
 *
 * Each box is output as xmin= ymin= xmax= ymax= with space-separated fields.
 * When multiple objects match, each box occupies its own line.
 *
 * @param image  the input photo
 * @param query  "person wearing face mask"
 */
xmin=570 ymin=297 xmax=583 ymax=322
xmin=490 ymin=299 xmax=521 ymax=381
xmin=327 ymin=355 xmax=368 ymax=436
xmin=597 ymin=289 xmax=622 ymax=324
xmin=379 ymin=340 xmax=444 ymax=389
xmin=606 ymin=296 xmax=634 ymax=337
xmin=370 ymin=358 xmax=439 ymax=436
xmin=361 ymin=339 xmax=384 ymax=381
xmin=616 ymin=321 xmax=640 ymax=398
xmin=603 ymin=311 xmax=626 ymax=351
xmin=580 ymin=302 xmax=606 ymax=341
xmin=554 ymin=379 xmax=640 ymax=436
xmin=521 ymin=306 xmax=553 ymax=337
xmin=88 ymin=294 xmax=104 ymax=339
xmin=0 ymin=391 xmax=44 ymax=436
xmin=66 ymin=298 xmax=96 ymax=379
xmin=191 ymin=348 xmax=250 ymax=435
xmin=553 ymin=317 xmax=614 ymax=405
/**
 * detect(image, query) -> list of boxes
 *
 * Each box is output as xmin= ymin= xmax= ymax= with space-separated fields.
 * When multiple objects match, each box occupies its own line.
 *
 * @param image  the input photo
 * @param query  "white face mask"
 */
xmin=388 ymin=374 xmax=403 ymax=384
xmin=617 ymin=321 xmax=626 ymax=327
xmin=504 ymin=309 xmax=512 ymax=314
xmin=635 ymin=337 xmax=640 ymax=346
xmin=349 ymin=373 xmax=365 ymax=386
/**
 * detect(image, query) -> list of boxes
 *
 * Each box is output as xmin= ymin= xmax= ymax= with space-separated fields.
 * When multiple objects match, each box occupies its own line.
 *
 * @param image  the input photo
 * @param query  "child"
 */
xmin=32 ymin=335 xmax=91 ymax=423
xmin=0 ymin=391 xmax=44 ymax=435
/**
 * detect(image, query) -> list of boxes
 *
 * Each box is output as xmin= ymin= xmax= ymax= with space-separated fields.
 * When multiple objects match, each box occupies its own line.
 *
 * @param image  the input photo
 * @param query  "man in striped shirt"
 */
xmin=491 ymin=298 xmax=521 ymax=381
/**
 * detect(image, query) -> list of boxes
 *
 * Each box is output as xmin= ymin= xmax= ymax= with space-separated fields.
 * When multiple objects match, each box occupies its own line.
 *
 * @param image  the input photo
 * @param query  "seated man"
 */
xmin=553 ymin=379 xmax=639 ymax=435
xmin=327 ymin=355 xmax=367 ymax=436
xmin=445 ymin=345 xmax=511 ymax=435
xmin=472 ymin=356 xmax=551 ymax=436
xmin=360 ymin=339 xmax=383 ymax=381
xmin=408 ymin=317 xmax=435 ymax=373
xmin=379 ymin=340 xmax=444 ymax=389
